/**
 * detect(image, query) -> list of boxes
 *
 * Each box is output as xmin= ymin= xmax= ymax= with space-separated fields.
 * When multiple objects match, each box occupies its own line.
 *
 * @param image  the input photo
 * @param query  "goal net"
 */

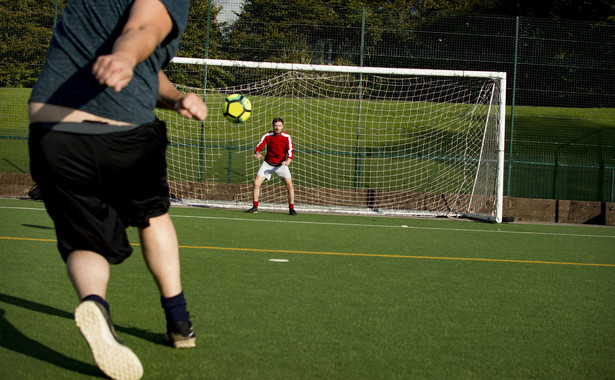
xmin=159 ymin=58 xmax=506 ymax=222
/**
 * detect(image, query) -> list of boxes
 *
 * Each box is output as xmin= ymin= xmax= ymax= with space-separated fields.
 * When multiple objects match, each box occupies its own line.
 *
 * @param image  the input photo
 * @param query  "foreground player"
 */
xmin=28 ymin=0 xmax=207 ymax=379
xmin=247 ymin=117 xmax=296 ymax=215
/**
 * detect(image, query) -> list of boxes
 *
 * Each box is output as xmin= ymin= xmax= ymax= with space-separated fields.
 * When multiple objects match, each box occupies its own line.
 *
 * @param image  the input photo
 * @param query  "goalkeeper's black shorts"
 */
xmin=29 ymin=119 xmax=170 ymax=264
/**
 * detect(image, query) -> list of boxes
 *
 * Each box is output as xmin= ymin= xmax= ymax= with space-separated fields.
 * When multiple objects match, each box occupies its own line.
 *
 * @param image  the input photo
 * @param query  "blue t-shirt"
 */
xmin=29 ymin=0 xmax=189 ymax=125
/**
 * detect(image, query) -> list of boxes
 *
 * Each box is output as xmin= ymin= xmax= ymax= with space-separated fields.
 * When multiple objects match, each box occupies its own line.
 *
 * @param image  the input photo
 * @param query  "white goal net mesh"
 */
xmin=158 ymin=59 xmax=505 ymax=220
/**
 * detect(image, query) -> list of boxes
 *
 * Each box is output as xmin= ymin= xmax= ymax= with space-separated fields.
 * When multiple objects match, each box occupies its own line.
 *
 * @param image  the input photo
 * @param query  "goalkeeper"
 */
xmin=27 ymin=0 xmax=207 ymax=379
xmin=247 ymin=117 xmax=296 ymax=215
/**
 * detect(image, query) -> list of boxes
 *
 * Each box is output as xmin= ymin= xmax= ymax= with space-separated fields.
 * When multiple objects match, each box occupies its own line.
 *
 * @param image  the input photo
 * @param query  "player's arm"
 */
xmin=254 ymin=135 xmax=268 ymax=159
xmin=157 ymin=71 xmax=208 ymax=120
xmin=282 ymin=136 xmax=294 ymax=165
xmin=92 ymin=0 xmax=173 ymax=92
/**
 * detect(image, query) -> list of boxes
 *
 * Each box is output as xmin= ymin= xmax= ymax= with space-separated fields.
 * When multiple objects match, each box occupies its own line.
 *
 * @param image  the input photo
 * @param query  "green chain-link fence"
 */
xmin=1 ymin=1 xmax=613 ymax=201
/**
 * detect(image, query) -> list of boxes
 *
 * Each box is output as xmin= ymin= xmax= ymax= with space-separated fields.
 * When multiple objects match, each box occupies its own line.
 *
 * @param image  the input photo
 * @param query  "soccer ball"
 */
xmin=222 ymin=94 xmax=252 ymax=123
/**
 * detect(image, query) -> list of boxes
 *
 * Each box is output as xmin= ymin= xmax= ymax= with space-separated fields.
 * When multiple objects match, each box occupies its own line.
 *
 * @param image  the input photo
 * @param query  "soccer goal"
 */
xmin=159 ymin=58 xmax=506 ymax=222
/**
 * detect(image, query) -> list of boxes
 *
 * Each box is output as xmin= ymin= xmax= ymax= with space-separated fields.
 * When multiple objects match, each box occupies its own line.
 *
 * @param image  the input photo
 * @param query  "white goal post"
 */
xmin=159 ymin=58 xmax=506 ymax=222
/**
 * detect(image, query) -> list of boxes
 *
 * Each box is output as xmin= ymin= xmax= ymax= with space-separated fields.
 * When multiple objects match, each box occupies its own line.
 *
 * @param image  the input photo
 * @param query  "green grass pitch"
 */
xmin=1 ymin=198 xmax=614 ymax=379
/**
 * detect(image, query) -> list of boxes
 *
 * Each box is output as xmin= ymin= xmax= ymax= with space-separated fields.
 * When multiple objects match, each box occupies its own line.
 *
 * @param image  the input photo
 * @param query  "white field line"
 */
xmin=2 ymin=205 xmax=614 ymax=239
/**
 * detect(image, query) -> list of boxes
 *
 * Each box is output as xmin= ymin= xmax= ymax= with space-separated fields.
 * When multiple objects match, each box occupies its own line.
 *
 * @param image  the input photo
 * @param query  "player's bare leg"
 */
xmin=248 ymin=175 xmax=265 ymax=213
xmin=68 ymin=250 xmax=143 ymax=379
xmin=138 ymin=213 xmax=181 ymax=298
xmin=67 ymin=250 xmax=110 ymax=300
xmin=285 ymin=177 xmax=296 ymax=215
xmin=139 ymin=213 xmax=195 ymax=348
xmin=284 ymin=177 xmax=294 ymax=205
xmin=253 ymin=175 xmax=265 ymax=204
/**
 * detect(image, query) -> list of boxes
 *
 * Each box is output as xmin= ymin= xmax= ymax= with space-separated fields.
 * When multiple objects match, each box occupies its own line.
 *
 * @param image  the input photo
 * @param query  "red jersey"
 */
xmin=255 ymin=131 xmax=294 ymax=165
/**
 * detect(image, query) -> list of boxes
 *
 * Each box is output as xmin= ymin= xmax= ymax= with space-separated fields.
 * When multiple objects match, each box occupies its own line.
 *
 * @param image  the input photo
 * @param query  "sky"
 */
xmin=216 ymin=0 xmax=245 ymax=23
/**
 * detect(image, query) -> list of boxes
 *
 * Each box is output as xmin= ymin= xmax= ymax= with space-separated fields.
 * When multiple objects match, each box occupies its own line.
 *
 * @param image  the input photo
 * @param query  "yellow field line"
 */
xmin=1 ymin=237 xmax=57 ymax=242
xmin=178 ymin=244 xmax=615 ymax=267
xmin=2 ymin=236 xmax=613 ymax=267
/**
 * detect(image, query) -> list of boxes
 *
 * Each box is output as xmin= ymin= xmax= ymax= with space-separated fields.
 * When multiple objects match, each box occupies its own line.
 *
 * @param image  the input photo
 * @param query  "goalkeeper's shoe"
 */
xmin=246 ymin=206 xmax=258 ymax=213
xmin=164 ymin=321 xmax=196 ymax=348
xmin=74 ymin=300 xmax=143 ymax=380
xmin=289 ymin=208 xmax=297 ymax=215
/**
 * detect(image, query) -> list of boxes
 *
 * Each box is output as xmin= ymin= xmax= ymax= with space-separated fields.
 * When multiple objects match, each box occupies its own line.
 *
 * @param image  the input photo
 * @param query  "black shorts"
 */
xmin=29 ymin=120 xmax=171 ymax=264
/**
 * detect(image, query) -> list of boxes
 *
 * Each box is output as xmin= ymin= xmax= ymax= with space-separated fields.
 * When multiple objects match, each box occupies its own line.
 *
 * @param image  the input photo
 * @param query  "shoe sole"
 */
xmin=164 ymin=333 xmax=196 ymax=348
xmin=75 ymin=301 xmax=143 ymax=380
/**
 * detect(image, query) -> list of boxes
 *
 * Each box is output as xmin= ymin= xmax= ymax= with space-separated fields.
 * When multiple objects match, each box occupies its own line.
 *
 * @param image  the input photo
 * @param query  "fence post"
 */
xmin=506 ymin=16 xmax=520 ymax=197
xmin=353 ymin=7 xmax=366 ymax=190
xmin=227 ymin=148 xmax=235 ymax=183
xmin=611 ymin=167 xmax=614 ymax=202
xmin=198 ymin=0 xmax=213 ymax=182
xmin=53 ymin=0 xmax=60 ymax=30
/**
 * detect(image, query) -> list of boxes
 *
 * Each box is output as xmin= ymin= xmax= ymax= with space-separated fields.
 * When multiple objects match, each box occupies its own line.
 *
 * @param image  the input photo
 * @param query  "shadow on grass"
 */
xmin=2 ymin=158 xmax=27 ymax=173
xmin=0 ymin=293 xmax=165 ymax=377
xmin=0 ymin=306 xmax=101 ymax=377
xmin=22 ymin=224 xmax=54 ymax=230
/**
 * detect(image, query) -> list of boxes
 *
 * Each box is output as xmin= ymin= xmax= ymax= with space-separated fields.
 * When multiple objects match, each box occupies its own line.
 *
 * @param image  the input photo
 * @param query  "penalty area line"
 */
xmin=169 ymin=214 xmax=615 ymax=239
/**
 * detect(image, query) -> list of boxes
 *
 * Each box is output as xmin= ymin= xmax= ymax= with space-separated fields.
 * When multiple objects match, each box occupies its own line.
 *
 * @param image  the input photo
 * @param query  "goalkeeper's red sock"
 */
xmin=289 ymin=203 xmax=294 ymax=210
xmin=253 ymin=201 xmax=258 ymax=208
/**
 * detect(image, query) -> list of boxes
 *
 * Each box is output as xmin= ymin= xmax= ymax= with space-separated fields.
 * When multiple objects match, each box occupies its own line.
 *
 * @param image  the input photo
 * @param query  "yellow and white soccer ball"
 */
xmin=222 ymin=93 xmax=252 ymax=123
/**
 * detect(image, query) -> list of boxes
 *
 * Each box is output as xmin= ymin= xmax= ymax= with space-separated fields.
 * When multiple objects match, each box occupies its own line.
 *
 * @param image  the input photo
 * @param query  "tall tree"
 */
xmin=225 ymin=0 xmax=366 ymax=64
xmin=489 ymin=0 xmax=614 ymax=21
xmin=0 ymin=0 xmax=226 ymax=88
xmin=177 ymin=0 xmax=225 ymax=60
xmin=170 ymin=0 xmax=228 ymax=87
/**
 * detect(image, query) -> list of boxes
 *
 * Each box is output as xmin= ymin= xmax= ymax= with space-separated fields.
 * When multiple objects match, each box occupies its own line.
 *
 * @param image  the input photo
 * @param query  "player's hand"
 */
xmin=282 ymin=159 xmax=290 ymax=166
xmin=254 ymin=152 xmax=263 ymax=159
xmin=92 ymin=54 xmax=135 ymax=92
xmin=175 ymin=93 xmax=208 ymax=120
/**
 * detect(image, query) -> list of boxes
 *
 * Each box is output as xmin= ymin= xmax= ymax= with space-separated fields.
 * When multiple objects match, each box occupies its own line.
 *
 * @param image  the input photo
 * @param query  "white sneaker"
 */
xmin=74 ymin=300 xmax=143 ymax=380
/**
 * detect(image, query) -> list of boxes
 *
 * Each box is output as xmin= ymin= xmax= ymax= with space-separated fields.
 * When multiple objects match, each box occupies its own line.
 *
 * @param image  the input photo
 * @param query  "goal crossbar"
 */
xmin=172 ymin=57 xmax=506 ymax=80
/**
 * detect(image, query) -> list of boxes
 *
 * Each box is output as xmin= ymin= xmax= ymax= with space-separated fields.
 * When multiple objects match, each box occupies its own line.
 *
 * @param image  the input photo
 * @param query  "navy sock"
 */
xmin=82 ymin=294 xmax=110 ymax=314
xmin=161 ymin=291 xmax=190 ymax=327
